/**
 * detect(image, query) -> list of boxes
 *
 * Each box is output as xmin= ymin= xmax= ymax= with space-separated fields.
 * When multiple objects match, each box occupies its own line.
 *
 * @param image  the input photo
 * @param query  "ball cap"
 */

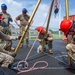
xmin=22 ymin=8 xmax=28 ymax=13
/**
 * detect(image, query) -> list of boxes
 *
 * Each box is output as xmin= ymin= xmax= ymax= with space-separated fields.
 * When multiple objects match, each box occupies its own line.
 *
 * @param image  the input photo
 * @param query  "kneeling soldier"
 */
xmin=36 ymin=26 xmax=53 ymax=54
xmin=0 ymin=31 xmax=18 ymax=67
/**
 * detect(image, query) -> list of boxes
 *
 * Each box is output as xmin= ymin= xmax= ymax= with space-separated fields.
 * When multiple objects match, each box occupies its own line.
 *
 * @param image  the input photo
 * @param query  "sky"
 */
xmin=0 ymin=0 xmax=75 ymax=30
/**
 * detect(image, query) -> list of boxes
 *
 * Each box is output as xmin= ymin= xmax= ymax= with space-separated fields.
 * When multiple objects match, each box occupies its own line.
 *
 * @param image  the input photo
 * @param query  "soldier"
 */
xmin=36 ymin=26 xmax=53 ymax=54
xmin=0 ymin=31 xmax=18 ymax=68
xmin=14 ymin=8 xmax=31 ymax=48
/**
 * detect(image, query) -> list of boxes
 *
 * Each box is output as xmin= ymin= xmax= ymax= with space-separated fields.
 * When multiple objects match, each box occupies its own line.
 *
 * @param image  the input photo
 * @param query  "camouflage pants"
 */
xmin=0 ymin=41 xmax=6 ymax=48
xmin=0 ymin=52 xmax=14 ymax=67
xmin=2 ymin=26 xmax=11 ymax=35
xmin=20 ymin=26 xmax=29 ymax=45
xmin=1 ymin=26 xmax=12 ymax=50
xmin=0 ymin=40 xmax=12 ymax=51
xmin=66 ymin=44 xmax=75 ymax=59
xmin=39 ymin=41 xmax=53 ymax=50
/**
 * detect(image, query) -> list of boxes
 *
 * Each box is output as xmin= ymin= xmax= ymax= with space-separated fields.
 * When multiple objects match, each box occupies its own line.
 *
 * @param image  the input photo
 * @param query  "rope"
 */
xmin=17 ymin=60 xmax=48 ymax=74
xmin=17 ymin=5 xmax=50 ymax=74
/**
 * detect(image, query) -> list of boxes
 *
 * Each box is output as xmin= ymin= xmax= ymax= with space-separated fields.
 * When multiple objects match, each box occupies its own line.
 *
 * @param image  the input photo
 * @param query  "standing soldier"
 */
xmin=14 ymin=8 xmax=31 ymax=48
xmin=36 ymin=26 xmax=53 ymax=54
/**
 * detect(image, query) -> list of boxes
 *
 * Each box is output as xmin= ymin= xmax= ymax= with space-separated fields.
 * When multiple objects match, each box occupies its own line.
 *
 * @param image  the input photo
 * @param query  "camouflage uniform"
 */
xmin=0 ymin=52 xmax=14 ymax=67
xmin=66 ymin=43 xmax=75 ymax=59
xmin=0 ymin=40 xmax=12 ymax=51
xmin=0 ymin=31 xmax=18 ymax=67
xmin=0 ymin=12 xmax=13 ymax=35
xmin=38 ymin=30 xmax=53 ymax=53
xmin=0 ymin=12 xmax=13 ymax=51
xmin=66 ymin=35 xmax=75 ymax=65
xmin=15 ymin=14 xmax=30 ymax=47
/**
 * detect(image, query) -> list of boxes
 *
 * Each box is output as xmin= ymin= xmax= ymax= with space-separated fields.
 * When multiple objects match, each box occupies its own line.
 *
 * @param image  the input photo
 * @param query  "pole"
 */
xmin=42 ymin=0 xmax=54 ymax=51
xmin=65 ymin=0 xmax=69 ymax=20
xmin=15 ymin=0 xmax=41 ymax=53
xmin=59 ymin=3 xmax=61 ymax=38
xmin=65 ymin=0 xmax=71 ymax=65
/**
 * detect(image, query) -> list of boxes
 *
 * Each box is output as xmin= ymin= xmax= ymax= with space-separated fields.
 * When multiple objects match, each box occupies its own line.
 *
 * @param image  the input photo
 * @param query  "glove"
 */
xmin=44 ymin=38 xmax=48 ymax=41
xmin=9 ymin=36 xmax=19 ymax=40
xmin=18 ymin=36 xmax=22 ymax=40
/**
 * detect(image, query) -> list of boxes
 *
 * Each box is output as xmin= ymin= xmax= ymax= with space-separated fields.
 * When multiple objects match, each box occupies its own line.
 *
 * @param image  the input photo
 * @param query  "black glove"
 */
xmin=18 ymin=36 xmax=22 ymax=40
xmin=44 ymin=38 xmax=48 ymax=41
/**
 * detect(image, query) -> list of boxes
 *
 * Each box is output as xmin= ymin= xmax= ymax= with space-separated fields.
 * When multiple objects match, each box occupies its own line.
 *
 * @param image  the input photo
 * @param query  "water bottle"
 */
xmin=37 ymin=47 xmax=40 ymax=53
